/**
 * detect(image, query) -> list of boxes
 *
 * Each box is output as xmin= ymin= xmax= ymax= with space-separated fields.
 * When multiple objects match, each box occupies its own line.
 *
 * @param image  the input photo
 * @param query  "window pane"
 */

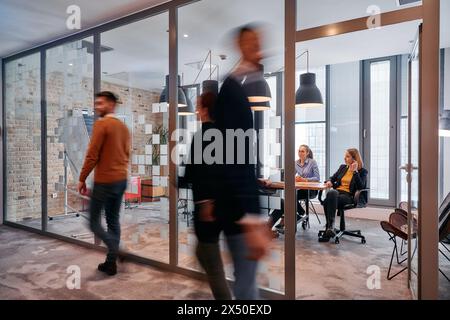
xmin=295 ymin=123 xmax=326 ymax=180
xmin=5 ymin=53 xmax=42 ymax=228
xmin=329 ymin=61 xmax=360 ymax=176
xmin=101 ymin=12 xmax=170 ymax=263
xmin=46 ymin=37 xmax=94 ymax=242
xmin=369 ymin=60 xmax=391 ymax=200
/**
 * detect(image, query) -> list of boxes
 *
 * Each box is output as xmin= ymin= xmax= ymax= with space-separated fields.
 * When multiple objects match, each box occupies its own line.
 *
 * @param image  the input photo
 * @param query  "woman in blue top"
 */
xmin=270 ymin=144 xmax=320 ymax=230
xmin=295 ymin=144 xmax=321 ymax=214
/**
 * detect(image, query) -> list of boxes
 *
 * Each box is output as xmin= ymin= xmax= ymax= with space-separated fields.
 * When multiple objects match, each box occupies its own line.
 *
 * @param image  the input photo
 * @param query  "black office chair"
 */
xmin=318 ymin=189 xmax=369 ymax=244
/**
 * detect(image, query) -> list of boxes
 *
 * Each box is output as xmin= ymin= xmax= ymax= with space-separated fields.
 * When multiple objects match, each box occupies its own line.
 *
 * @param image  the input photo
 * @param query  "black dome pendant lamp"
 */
xmin=178 ymin=87 xmax=195 ymax=116
xmin=243 ymin=64 xmax=271 ymax=108
xmin=159 ymin=75 xmax=189 ymax=107
xmin=295 ymin=50 xmax=323 ymax=108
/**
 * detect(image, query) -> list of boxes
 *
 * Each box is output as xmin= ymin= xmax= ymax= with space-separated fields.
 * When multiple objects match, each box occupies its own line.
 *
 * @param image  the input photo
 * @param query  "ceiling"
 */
xmin=1 ymin=0 xmax=449 ymax=90
xmin=0 ymin=0 xmax=168 ymax=58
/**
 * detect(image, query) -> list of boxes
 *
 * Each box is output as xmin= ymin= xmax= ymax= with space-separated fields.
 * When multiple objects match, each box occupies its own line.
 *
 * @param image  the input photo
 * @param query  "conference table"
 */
xmin=260 ymin=180 xmax=329 ymax=231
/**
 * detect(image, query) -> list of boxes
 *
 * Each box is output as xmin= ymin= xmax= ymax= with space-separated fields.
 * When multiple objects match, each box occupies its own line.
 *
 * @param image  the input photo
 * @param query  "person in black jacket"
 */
xmin=213 ymin=24 xmax=271 ymax=300
xmin=182 ymin=92 xmax=232 ymax=300
xmin=320 ymin=148 xmax=368 ymax=242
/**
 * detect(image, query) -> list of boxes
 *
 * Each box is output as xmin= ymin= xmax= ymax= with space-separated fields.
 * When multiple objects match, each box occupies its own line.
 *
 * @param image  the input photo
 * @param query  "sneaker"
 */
xmin=98 ymin=262 xmax=117 ymax=276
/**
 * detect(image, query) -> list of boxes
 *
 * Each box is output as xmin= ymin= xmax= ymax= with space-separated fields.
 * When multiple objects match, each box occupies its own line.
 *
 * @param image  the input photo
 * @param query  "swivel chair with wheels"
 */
xmin=318 ymin=189 xmax=369 ymax=244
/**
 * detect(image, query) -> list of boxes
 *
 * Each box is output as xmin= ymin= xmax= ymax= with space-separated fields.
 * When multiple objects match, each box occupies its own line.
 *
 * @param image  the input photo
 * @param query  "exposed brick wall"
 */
xmin=5 ymin=61 xmax=42 ymax=222
xmin=7 ymin=69 xmax=165 ymax=221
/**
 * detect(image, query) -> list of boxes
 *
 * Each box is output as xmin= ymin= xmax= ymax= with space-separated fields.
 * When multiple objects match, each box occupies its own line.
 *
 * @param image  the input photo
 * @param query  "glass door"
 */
xmin=402 ymin=25 xmax=421 ymax=298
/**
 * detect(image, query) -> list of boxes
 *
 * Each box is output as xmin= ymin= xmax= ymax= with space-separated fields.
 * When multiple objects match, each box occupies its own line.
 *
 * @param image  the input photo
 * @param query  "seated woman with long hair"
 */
xmin=320 ymin=148 xmax=368 ymax=242
xmin=269 ymin=144 xmax=320 ymax=232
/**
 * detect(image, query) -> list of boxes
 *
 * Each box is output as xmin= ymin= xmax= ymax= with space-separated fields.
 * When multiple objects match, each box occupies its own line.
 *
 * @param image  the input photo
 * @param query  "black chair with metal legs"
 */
xmin=380 ymin=210 xmax=416 ymax=280
xmin=318 ymin=189 xmax=369 ymax=244
xmin=438 ymin=192 xmax=450 ymax=281
xmin=439 ymin=241 xmax=450 ymax=282
xmin=380 ymin=208 xmax=418 ymax=280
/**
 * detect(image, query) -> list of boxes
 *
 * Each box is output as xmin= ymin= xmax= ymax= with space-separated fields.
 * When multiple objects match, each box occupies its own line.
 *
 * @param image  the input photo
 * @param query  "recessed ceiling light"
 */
xmin=183 ymin=34 xmax=189 ymax=38
xmin=69 ymin=63 xmax=73 ymax=66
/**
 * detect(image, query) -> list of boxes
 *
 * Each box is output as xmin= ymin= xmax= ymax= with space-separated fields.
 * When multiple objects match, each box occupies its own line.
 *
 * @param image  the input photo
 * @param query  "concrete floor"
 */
xmin=2 ymin=203 xmax=449 ymax=299
xmin=0 ymin=225 xmax=211 ymax=300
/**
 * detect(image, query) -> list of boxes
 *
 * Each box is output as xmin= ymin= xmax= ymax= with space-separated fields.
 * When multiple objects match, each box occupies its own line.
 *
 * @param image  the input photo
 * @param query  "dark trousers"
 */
xmin=322 ymin=189 xmax=353 ymax=229
xmin=270 ymin=190 xmax=318 ymax=226
xmin=193 ymin=204 xmax=257 ymax=300
xmin=89 ymin=180 xmax=127 ymax=263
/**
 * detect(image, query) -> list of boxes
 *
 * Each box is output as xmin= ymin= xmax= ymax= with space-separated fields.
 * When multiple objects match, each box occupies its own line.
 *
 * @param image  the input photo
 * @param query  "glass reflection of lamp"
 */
xmin=440 ymin=110 xmax=450 ymax=137
xmin=194 ymin=50 xmax=219 ymax=96
xmin=202 ymin=79 xmax=219 ymax=95
xmin=179 ymin=87 xmax=195 ymax=116
xmin=159 ymin=75 xmax=189 ymax=107
xmin=250 ymin=100 xmax=271 ymax=111
xmin=242 ymin=64 xmax=271 ymax=111
xmin=186 ymin=50 xmax=220 ymax=117
xmin=295 ymin=50 xmax=323 ymax=108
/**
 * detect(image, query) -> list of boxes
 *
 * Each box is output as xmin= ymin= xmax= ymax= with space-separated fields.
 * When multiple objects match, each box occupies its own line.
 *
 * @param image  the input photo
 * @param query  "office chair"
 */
xmin=439 ymin=192 xmax=450 ymax=281
xmin=380 ymin=209 xmax=417 ymax=280
xmin=318 ymin=189 xmax=369 ymax=244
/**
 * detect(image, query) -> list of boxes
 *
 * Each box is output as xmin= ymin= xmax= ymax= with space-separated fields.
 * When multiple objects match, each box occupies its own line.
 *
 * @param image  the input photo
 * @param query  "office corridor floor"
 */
xmin=0 ymin=225 xmax=211 ymax=300
xmin=1 ymin=224 xmax=448 ymax=300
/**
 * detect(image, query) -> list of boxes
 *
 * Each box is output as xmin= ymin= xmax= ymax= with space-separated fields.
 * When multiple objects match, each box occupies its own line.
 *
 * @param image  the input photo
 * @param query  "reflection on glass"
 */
xmin=439 ymin=0 xmax=450 ymax=298
xmin=409 ymin=39 xmax=420 ymax=297
xmin=101 ymin=12 xmax=170 ymax=262
xmin=177 ymin=0 xmax=285 ymax=293
xmin=5 ymin=53 xmax=42 ymax=229
xmin=46 ymin=38 xmax=94 ymax=242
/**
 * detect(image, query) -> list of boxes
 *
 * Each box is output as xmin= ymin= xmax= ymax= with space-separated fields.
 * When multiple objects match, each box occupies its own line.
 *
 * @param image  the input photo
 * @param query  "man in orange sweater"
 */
xmin=78 ymin=91 xmax=130 ymax=276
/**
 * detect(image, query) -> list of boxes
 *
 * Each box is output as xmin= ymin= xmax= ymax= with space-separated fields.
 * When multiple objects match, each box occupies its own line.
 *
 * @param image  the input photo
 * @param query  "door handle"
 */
xmin=399 ymin=164 xmax=419 ymax=172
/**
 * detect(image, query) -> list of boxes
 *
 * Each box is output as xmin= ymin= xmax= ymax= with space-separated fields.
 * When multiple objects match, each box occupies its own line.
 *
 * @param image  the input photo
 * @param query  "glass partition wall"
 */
xmin=439 ymin=0 xmax=450 ymax=300
xmin=100 ymin=12 xmax=170 ymax=263
xmin=45 ymin=37 xmax=94 ymax=242
xmin=4 ymin=53 xmax=42 ymax=229
xmin=176 ymin=0 xmax=286 ymax=294
xmin=293 ymin=24 xmax=418 ymax=299
xmin=1 ymin=0 xmax=442 ymax=300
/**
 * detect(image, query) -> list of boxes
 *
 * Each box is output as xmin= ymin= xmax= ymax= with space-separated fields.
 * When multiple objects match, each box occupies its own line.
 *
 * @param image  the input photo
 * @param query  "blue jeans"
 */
xmin=89 ymin=180 xmax=127 ymax=263
xmin=225 ymin=233 xmax=259 ymax=300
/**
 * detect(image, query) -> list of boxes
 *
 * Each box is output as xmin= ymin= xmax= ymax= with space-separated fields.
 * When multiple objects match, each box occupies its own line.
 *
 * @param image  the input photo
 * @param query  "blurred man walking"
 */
xmin=78 ymin=91 xmax=130 ymax=276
